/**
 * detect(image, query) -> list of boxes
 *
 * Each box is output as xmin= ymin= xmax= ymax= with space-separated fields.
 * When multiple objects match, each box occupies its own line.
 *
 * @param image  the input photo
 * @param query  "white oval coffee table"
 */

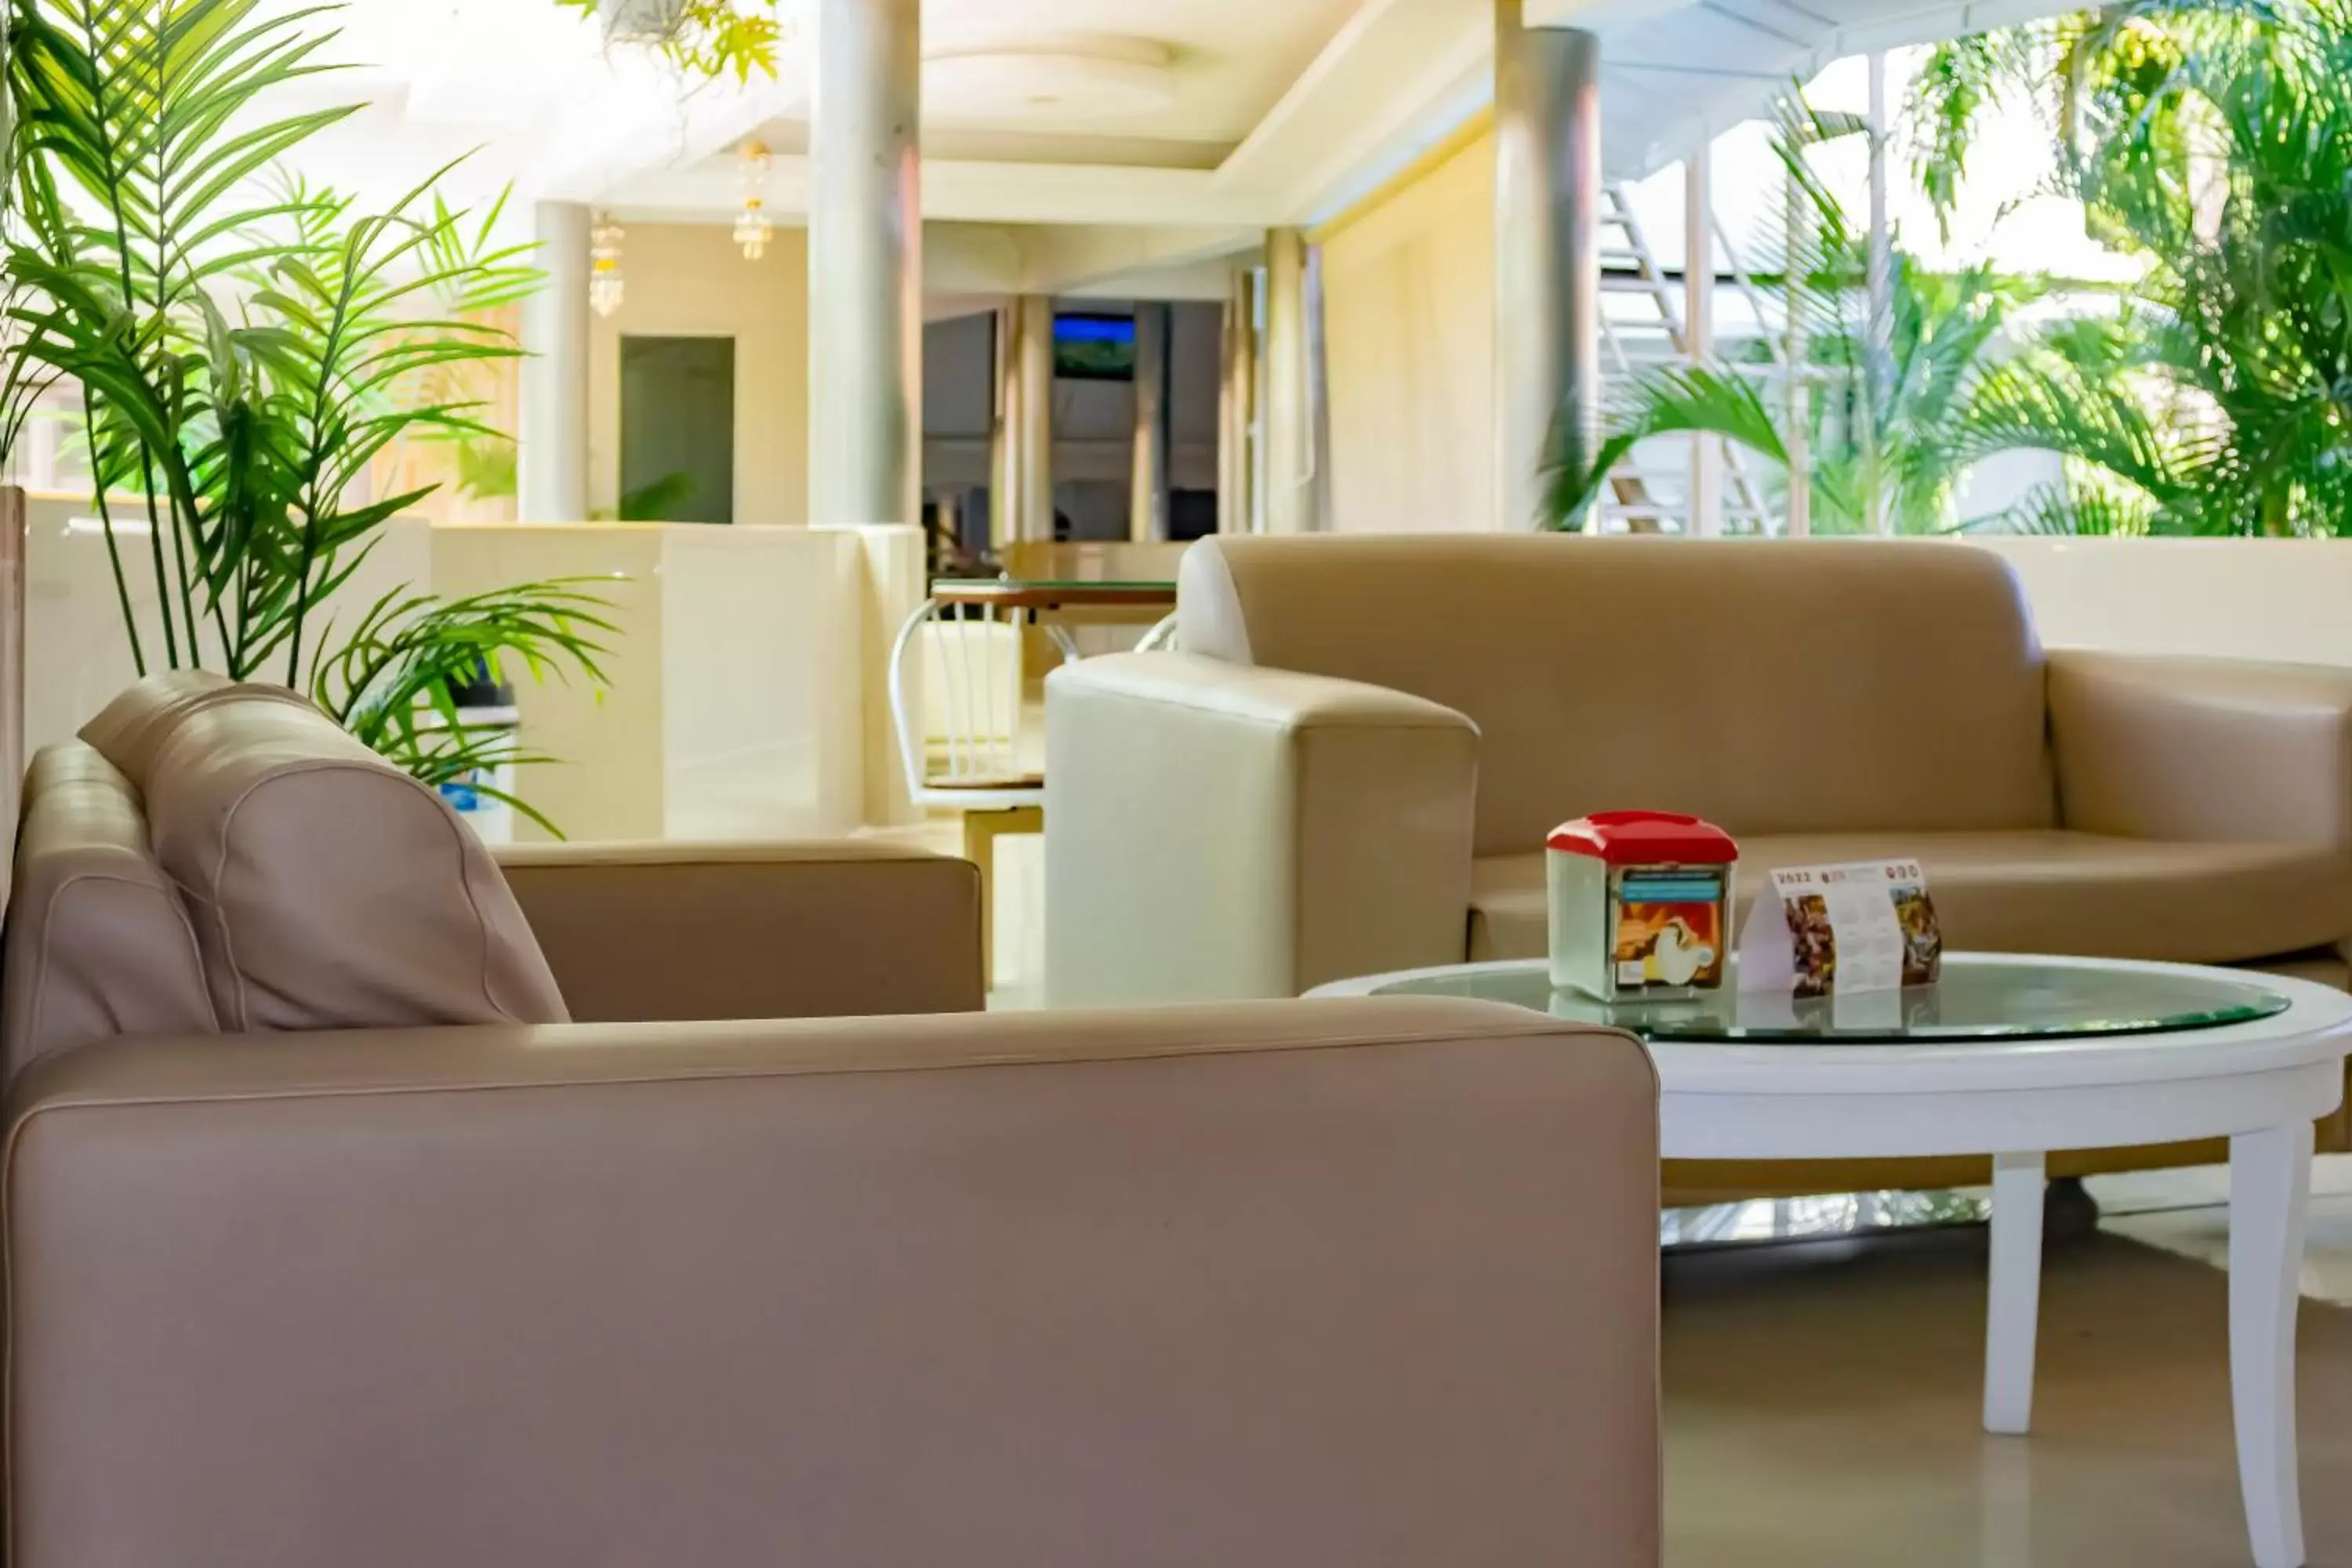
xmin=1308 ymin=953 xmax=2352 ymax=1568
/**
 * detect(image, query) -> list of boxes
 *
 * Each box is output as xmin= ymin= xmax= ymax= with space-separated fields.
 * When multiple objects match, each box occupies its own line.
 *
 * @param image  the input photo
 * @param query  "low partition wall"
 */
xmin=1969 ymin=537 xmax=2352 ymax=667
xmin=433 ymin=522 xmax=922 ymax=843
xmin=27 ymin=503 xmax=918 ymax=844
xmin=24 ymin=491 xmax=430 ymax=757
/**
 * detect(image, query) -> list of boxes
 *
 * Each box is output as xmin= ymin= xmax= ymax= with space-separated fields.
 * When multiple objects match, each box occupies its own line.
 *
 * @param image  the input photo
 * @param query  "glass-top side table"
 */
xmin=1350 ymin=953 xmax=2291 ymax=1044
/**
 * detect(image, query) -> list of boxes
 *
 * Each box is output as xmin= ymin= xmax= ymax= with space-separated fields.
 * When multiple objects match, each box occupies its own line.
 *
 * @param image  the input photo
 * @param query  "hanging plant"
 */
xmin=555 ymin=0 xmax=783 ymax=85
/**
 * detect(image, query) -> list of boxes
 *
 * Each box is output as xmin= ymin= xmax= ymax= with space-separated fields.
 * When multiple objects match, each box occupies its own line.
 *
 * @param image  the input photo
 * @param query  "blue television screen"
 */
xmin=1054 ymin=313 xmax=1135 ymax=380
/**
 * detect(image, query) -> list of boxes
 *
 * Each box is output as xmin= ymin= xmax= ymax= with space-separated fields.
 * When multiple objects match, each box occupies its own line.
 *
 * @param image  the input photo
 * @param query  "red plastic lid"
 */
xmin=1546 ymin=810 xmax=1737 ymax=866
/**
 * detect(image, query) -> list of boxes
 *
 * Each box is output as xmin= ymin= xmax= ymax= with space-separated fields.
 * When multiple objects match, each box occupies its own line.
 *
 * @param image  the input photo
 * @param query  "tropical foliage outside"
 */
xmin=1553 ymin=0 xmax=2352 ymax=537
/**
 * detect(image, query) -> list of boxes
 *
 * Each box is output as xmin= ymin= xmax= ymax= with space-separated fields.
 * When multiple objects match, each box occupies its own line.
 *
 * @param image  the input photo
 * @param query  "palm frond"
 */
xmin=4 ymin=0 xmax=613 ymax=829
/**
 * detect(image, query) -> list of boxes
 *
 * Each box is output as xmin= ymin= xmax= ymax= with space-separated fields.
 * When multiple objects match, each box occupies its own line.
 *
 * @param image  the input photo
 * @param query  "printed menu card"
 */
xmin=1737 ymin=858 xmax=1942 ymax=997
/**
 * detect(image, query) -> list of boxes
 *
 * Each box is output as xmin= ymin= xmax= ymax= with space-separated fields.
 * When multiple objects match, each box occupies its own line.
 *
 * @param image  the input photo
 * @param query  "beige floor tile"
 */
xmin=2103 ymin=1194 xmax=2352 ymax=1308
xmin=1666 ymin=1225 xmax=2352 ymax=1566
xmin=2090 ymin=1153 xmax=2352 ymax=1214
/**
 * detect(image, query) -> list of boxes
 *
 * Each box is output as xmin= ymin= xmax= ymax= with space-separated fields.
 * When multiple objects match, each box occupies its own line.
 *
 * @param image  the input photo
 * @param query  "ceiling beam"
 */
xmin=1214 ymin=0 xmax=1491 ymax=221
xmin=602 ymin=157 xmax=1290 ymax=229
xmin=1014 ymin=224 xmax=1261 ymax=295
xmin=528 ymin=57 xmax=811 ymax=205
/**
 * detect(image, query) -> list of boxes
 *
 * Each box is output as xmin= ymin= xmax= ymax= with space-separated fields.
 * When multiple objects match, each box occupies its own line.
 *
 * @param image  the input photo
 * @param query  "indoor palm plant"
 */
xmin=2 ymin=0 xmax=612 ymax=826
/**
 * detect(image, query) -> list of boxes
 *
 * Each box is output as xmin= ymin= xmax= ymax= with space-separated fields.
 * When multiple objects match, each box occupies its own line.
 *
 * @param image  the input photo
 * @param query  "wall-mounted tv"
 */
xmin=1053 ymin=312 xmax=1135 ymax=381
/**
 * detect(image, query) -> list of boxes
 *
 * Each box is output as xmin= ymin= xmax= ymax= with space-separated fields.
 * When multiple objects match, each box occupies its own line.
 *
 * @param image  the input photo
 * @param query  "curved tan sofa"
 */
xmin=2 ymin=673 xmax=1662 ymax=1567
xmin=1045 ymin=534 xmax=2352 ymax=1196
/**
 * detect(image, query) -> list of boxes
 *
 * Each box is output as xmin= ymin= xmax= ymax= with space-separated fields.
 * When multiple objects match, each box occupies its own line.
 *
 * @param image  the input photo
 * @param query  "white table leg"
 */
xmin=2230 ymin=1120 xmax=2314 ymax=1568
xmin=1984 ymin=1150 xmax=2045 ymax=1436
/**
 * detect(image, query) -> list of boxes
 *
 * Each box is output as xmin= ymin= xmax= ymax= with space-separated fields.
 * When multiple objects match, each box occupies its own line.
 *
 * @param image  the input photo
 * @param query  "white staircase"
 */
xmin=1594 ymin=182 xmax=1782 ymax=535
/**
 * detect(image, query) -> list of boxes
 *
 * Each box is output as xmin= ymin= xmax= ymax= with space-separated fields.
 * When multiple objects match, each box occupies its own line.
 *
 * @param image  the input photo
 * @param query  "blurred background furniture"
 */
xmin=890 ymin=586 xmax=1047 ymax=977
xmin=892 ymin=562 xmax=1178 ymax=974
xmin=4 ymin=673 xmax=1663 ymax=1568
xmin=1047 ymin=534 xmax=2352 ymax=1195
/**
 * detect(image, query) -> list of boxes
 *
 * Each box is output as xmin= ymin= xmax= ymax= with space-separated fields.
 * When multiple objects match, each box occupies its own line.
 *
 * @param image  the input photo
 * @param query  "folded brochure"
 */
xmin=1737 ymin=858 xmax=1942 ymax=997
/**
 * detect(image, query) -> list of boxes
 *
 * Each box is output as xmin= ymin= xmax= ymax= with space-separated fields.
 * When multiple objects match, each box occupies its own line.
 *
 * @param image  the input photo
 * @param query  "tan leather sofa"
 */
xmin=3 ymin=673 xmax=1661 ymax=1567
xmin=1045 ymin=534 xmax=2352 ymax=1196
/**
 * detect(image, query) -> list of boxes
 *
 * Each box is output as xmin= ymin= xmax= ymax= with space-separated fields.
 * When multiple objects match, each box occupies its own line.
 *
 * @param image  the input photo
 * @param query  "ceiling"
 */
xmin=271 ymin=0 xmax=2077 ymax=295
xmin=913 ymin=0 xmax=1365 ymax=147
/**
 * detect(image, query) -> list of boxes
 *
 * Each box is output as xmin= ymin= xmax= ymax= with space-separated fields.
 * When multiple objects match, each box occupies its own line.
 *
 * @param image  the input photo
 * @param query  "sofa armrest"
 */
xmin=1044 ymin=652 xmax=1480 ymax=1004
xmin=6 ymin=1000 xmax=1660 ymax=1568
xmin=494 ymin=839 xmax=982 ymax=1022
xmin=2048 ymin=651 xmax=2352 ymax=844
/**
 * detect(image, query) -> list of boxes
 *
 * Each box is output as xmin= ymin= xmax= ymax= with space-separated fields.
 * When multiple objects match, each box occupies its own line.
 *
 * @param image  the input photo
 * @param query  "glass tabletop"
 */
xmin=1365 ymin=956 xmax=2293 ymax=1044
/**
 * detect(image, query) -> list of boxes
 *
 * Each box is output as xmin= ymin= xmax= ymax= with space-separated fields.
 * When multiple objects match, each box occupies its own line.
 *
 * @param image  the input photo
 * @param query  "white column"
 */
xmin=1129 ymin=303 xmax=1170 ymax=543
xmin=1684 ymin=147 xmax=1722 ymax=536
xmin=1783 ymin=157 xmax=1812 ymax=539
xmin=809 ymin=0 xmax=923 ymax=829
xmin=1262 ymin=228 xmax=1315 ymax=535
xmin=989 ymin=301 xmax=1014 ymax=547
xmin=519 ymin=200 xmax=590 ymax=523
xmin=1494 ymin=2 xmax=1599 ymax=531
xmin=0 ymin=485 xmax=22 ymax=841
xmin=1306 ymin=248 xmax=1333 ymax=532
xmin=996 ymin=293 xmax=1054 ymax=544
xmin=808 ymin=0 xmax=920 ymax=532
xmin=1216 ymin=268 xmax=1258 ymax=535
xmin=1864 ymin=49 xmax=1893 ymax=536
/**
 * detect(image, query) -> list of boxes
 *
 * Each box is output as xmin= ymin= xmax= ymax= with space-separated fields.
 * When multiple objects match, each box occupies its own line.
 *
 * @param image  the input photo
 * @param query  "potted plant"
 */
xmin=0 ymin=0 xmax=613 ymax=830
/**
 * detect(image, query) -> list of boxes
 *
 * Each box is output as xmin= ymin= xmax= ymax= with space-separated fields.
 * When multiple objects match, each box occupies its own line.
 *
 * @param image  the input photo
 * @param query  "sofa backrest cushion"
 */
xmin=77 ymin=669 xmax=313 ymax=779
xmin=78 ymin=677 xmax=568 ymax=1032
xmin=1178 ymin=535 xmax=2056 ymax=854
xmin=2 ymin=743 xmax=218 ymax=1080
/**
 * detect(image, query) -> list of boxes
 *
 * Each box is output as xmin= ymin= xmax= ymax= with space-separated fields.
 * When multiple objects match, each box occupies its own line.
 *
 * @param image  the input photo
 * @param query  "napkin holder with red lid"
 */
xmin=1548 ymin=811 xmax=1737 ymax=1001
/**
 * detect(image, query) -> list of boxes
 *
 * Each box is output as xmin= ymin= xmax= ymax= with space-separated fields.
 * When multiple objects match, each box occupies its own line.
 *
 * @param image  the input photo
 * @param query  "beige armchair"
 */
xmin=3 ymin=673 xmax=1662 ymax=1567
xmin=1045 ymin=534 xmax=2352 ymax=1191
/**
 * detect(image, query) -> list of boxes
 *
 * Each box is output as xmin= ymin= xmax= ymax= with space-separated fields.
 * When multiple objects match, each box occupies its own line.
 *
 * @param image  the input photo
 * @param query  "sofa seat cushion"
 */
xmin=1469 ymin=831 xmax=2352 ymax=968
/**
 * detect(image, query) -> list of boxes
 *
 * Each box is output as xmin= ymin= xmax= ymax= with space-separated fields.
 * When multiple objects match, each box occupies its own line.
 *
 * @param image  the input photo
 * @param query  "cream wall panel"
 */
xmin=588 ymin=224 xmax=812 ymax=526
xmin=434 ymin=524 xmax=669 ymax=843
xmin=817 ymin=522 xmax=926 ymax=829
xmin=1971 ymin=538 xmax=2352 ymax=667
xmin=660 ymin=524 xmax=865 ymax=840
xmin=1319 ymin=130 xmax=1498 ymax=534
xmin=24 ymin=493 xmax=428 ymax=756
xmin=432 ymin=522 xmax=871 ymax=844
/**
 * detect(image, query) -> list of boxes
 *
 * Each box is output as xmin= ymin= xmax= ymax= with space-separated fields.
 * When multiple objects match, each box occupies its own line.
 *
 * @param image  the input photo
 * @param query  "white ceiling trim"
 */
xmin=513 ymin=0 xmax=2090 ymax=248
xmin=603 ymin=157 xmax=1290 ymax=229
xmin=1014 ymin=224 xmax=1261 ymax=293
xmin=536 ymin=72 xmax=810 ymax=204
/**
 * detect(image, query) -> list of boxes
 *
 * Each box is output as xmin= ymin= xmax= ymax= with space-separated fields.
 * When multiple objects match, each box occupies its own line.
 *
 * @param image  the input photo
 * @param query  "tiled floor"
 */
xmin=2092 ymin=1154 xmax=2352 ymax=1306
xmin=1662 ymin=1221 xmax=2352 ymax=1566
